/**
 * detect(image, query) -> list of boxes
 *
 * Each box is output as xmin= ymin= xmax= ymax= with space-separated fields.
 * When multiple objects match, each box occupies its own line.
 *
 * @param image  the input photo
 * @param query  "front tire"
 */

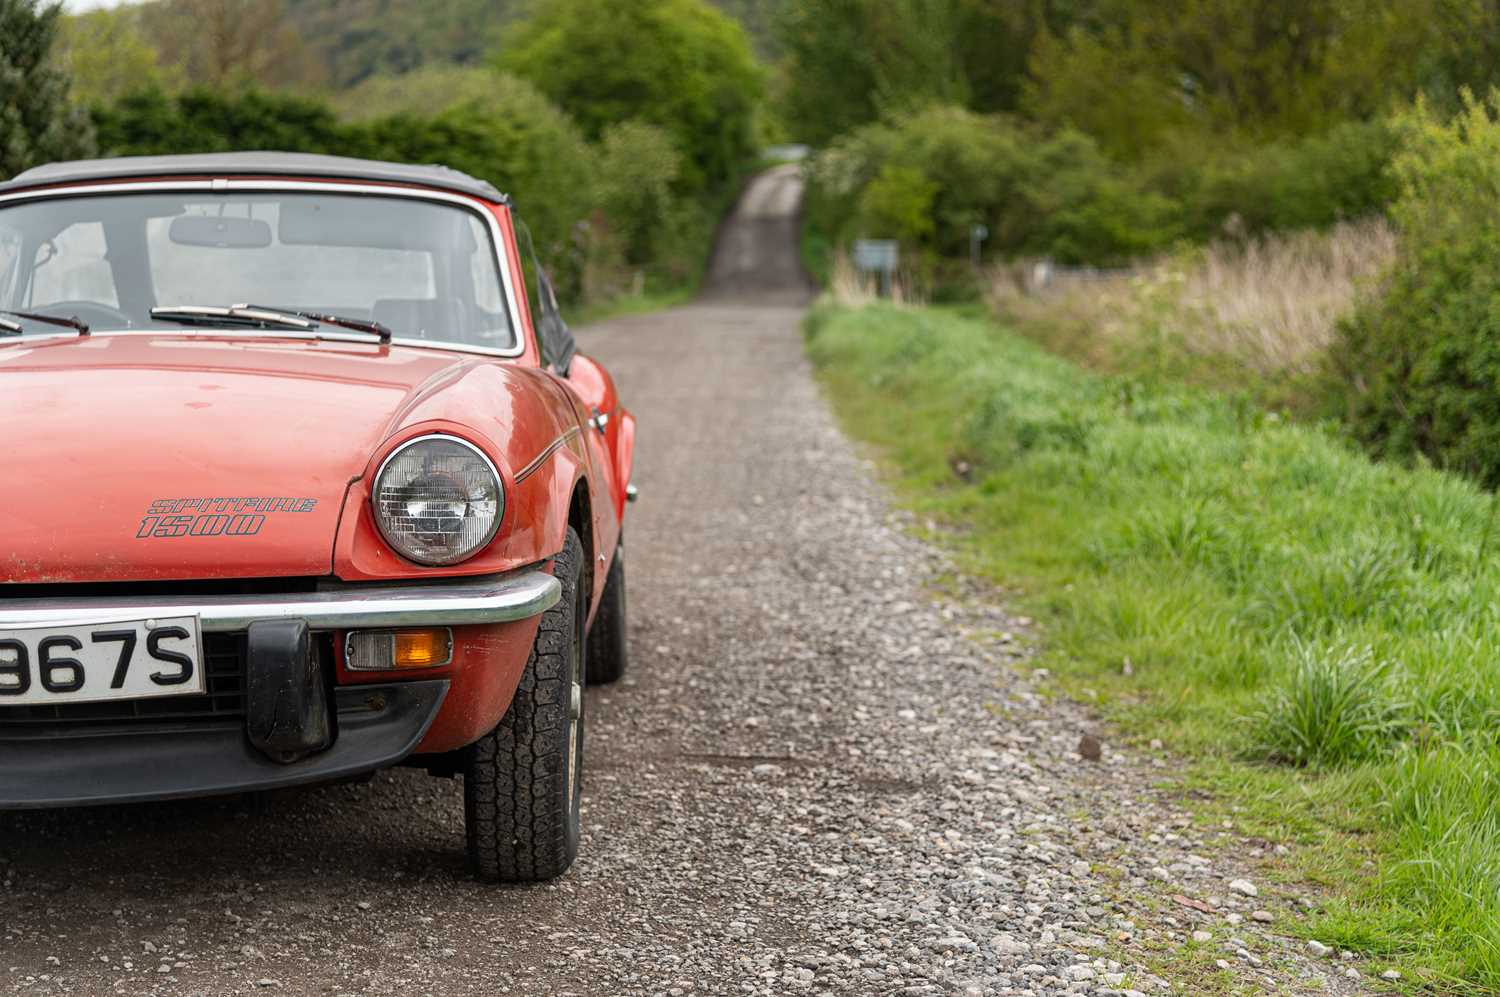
xmin=586 ymin=541 xmax=627 ymax=685
xmin=463 ymin=528 xmax=586 ymax=883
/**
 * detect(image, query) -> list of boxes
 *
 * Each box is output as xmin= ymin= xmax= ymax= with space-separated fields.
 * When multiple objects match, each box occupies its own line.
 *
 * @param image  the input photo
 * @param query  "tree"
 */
xmin=594 ymin=120 xmax=683 ymax=264
xmin=709 ymin=0 xmax=784 ymax=59
xmin=55 ymin=7 xmax=182 ymax=108
xmin=1023 ymin=0 xmax=1440 ymax=157
xmin=1400 ymin=0 xmax=1500 ymax=114
xmin=776 ymin=0 xmax=952 ymax=147
xmin=775 ymin=0 xmax=1081 ymax=146
xmin=138 ymin=0 xmax=322 ymax=91
xmin=331 ymin=65 xmax=513 ymax=121
xmin=0 ymin=0 xmax=94 ymax=179
xmin=498 ymin=0 xmax=762 ymax=192
xmin=283 ymin=0 xmax=517 ymax=90
xmin=953 ymin=0 xmax=1082 ymax=117
xmin=1022 ymin=18 xmax=1195 ymax=162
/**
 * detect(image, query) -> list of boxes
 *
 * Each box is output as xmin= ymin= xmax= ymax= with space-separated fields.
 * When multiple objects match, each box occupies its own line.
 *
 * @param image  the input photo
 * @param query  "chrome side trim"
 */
xmin=515 ymin=426 xmax=582 ymax=483
xmin=0 ymin=569 xmax=560 ymax=634
xmin=0 ymin=179 xmax=528 ymax=358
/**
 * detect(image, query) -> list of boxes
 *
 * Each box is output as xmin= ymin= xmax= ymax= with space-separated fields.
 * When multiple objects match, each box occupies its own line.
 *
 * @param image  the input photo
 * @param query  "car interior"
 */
xmin=0 ymin=190 xmax=517 ymax=349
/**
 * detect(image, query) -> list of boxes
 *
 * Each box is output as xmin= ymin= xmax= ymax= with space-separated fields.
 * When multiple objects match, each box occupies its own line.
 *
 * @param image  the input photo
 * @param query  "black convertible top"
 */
xmin=0 ymin=152 xmax=507 ymax=202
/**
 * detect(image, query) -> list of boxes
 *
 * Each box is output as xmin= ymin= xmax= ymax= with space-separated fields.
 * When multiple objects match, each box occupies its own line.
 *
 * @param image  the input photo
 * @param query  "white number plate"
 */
xmin=0 ymin=616 xmax=205 ymax=706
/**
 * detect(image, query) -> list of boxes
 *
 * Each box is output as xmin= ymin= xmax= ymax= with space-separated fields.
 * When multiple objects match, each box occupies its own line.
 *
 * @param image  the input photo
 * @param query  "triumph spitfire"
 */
xmin=0 ymin=152 xmax=633 ymax=882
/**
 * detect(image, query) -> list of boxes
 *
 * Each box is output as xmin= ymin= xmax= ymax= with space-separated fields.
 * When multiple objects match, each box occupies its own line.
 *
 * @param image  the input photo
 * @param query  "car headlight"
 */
xmin=372 ymin=435 xmax=504 ymax=566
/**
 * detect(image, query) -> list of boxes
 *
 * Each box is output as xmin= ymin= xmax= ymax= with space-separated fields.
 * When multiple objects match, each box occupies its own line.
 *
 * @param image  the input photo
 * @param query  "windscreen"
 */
xmin=0 ymin=190 xmax=517 ymax=349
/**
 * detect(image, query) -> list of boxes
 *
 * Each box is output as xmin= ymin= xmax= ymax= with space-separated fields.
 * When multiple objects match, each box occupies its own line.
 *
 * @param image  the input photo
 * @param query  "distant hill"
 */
xmin=283 ymin=0 xmax=521 ymax=89
xmin=283 ymin=0 xmax=783 ymax=90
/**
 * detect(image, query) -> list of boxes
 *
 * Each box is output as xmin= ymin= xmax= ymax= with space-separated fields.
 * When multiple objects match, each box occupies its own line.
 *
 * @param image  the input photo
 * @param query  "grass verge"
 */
xmin=807 ymin=301 xmax=1500 ymax=992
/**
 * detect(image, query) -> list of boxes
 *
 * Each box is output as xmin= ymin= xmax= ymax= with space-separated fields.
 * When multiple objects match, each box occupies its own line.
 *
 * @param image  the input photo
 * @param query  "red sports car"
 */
xmin=0 ymin=152 xmax=634 ymax=882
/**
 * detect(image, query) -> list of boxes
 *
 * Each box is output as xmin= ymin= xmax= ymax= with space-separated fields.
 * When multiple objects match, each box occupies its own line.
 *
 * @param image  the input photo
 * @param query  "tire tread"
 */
xmin=463 ymin=528 xmax=584 ymax=883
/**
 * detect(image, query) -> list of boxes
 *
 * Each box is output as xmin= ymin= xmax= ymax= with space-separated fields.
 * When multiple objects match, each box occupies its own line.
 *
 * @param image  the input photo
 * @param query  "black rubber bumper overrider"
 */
xmin=245 ymin=619 xmax=332 ymax=763
xmin=0 ymin=680 xmax=448 ymax=809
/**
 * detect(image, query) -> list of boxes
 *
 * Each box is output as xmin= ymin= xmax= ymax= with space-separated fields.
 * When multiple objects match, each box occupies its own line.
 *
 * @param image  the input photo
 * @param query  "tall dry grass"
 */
xmin=992 ymin=217 xmax=1397 ymax=381
xmin=828 ymin=251 xmax=923 ymax=308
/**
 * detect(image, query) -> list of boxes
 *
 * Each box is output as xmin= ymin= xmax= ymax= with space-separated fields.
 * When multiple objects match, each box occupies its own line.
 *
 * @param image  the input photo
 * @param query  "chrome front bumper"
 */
xmin=0 ymin=568 xmax=561 ymax=632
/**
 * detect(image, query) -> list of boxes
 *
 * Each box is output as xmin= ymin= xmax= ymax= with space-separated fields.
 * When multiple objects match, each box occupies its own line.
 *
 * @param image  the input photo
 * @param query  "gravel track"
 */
xmin=0 ymin=169 xmax=1364 ymax=995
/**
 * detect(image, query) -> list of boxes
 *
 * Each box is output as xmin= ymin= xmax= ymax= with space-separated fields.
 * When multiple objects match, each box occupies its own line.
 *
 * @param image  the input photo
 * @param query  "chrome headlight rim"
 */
xmin=372 ymin=432 xmax=505 ymax=567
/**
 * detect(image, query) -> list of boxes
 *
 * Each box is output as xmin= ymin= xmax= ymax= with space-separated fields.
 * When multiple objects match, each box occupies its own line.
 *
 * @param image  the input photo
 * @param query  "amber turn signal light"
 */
xmin=345 ymin=628 xmax=453 ymax=671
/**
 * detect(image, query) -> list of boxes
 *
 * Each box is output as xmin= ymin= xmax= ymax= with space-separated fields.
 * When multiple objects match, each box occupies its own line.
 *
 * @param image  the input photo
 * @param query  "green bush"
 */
xmin=805 ymin=105 xmax=1184 ymax=268
xmin=94 ymin=86 xmax=345 ymax=154
xmin=330 ymin=65 xmax=510 ymax=121
xmin=1019 ymin=129 xmax=1182 ymax=263
xmin=1181 ymin=118 xmax=1399 ymax=239
xmin=804 ymin=102 xmax=1403 ymax=282
xmin=1330 ymin=92 xmax=1500 ymax=486
xmin=857 ymin=164 xmax=938 ymax=246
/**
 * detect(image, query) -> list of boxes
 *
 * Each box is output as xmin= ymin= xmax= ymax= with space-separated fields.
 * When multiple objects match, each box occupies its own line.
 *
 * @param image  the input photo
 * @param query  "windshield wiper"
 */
xmin=0 ymin=309 xmax=90 ymax=336
xmin=150 ymin=304 xmax=390 ymax=343
xmin=245 ymin=304 xmax=392 ymax=343
xmin=151 ymin=304 xmax=318 ymax=331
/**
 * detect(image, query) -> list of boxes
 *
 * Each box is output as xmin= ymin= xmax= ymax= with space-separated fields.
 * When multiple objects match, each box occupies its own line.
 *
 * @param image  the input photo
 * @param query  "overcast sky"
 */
xmin=62 ymin=0 xmax=122 ymax=10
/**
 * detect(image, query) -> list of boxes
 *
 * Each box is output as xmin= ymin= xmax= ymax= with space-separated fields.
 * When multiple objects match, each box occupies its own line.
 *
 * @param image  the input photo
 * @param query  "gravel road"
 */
xmin=1 ymin=168 xmax=1364 ymax=995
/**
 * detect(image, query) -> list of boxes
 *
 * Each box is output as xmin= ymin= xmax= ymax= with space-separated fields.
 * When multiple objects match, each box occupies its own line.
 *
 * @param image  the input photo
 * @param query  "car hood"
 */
xmin=0 ymin=333 xmax=486 ymax=584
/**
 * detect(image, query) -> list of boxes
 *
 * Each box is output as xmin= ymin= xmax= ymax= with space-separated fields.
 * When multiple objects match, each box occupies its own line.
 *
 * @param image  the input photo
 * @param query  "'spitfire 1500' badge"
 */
xmin=136 ymin=497 xmax=318 ymax=539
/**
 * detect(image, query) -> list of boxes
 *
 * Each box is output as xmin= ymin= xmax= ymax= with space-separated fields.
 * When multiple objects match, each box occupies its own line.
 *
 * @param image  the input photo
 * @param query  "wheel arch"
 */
xmin=567 ymin=477 xmax=594 ymax=605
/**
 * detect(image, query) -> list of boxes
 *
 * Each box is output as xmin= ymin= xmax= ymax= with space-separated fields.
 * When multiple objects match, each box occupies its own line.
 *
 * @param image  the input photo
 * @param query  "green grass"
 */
xmin=807 ymin=302 xmax=1500 ymax=992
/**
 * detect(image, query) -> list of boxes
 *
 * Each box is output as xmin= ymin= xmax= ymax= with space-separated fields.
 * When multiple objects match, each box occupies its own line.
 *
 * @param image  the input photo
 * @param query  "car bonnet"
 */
xmin=0 ymin=333 xmax=484 ymax=583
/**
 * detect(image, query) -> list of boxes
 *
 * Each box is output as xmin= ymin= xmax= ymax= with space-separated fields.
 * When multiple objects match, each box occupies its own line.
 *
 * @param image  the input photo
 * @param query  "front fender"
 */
xmin=613 ymin=408 xmax=636 ymax=518
xmin=332 ymin=414 xmax=588 ymax=581
xmin=522 ymin=440 xmax=588 ymax=563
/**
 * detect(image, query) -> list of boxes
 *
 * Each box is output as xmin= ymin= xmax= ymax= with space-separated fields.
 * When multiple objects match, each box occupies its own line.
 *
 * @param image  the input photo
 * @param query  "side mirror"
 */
xmin=535 ymin=268 xmax=576 ymax=376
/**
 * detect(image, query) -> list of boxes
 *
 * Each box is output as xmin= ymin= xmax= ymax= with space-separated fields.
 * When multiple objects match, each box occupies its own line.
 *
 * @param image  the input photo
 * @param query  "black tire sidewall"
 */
xmin=585 ymin=541 xmax=627 ymax=685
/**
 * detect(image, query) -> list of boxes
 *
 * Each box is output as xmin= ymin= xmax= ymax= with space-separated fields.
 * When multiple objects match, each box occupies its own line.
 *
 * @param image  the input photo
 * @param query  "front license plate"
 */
xmin=0 ymin=616 xmax=205 ymax=706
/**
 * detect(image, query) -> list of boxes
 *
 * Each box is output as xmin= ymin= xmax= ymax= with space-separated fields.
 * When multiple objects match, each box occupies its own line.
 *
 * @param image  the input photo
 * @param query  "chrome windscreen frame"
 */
xmin=0 ymin=179 xmax=529 ymax=358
